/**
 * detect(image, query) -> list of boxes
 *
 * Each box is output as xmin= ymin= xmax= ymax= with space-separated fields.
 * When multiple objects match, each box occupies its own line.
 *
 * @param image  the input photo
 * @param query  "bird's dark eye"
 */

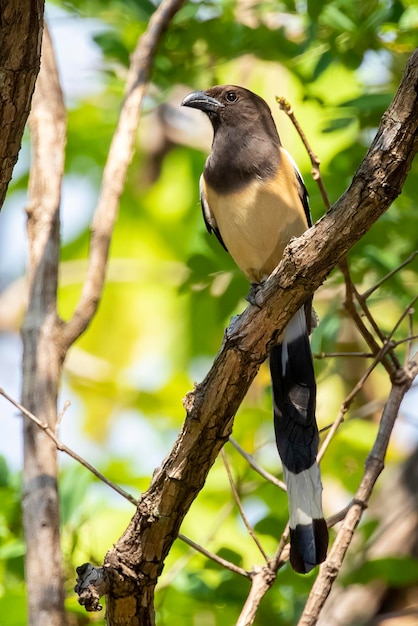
xmin=226 ymin=91 xmax=238 ymax=103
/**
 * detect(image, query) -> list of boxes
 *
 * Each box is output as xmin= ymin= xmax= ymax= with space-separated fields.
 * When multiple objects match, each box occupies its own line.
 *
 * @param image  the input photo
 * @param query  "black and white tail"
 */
xmin=270 ymin=307 xmax=328 ymax=573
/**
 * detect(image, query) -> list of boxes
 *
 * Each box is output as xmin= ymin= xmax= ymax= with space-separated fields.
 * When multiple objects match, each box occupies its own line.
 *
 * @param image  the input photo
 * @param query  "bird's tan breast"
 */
xmin=203 ymin=155 xmax=308 ymax=283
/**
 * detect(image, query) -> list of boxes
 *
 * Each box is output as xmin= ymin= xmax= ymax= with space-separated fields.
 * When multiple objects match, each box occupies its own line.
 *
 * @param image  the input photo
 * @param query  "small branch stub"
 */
xmin=75 ymin=563 xmax=108 ymax=612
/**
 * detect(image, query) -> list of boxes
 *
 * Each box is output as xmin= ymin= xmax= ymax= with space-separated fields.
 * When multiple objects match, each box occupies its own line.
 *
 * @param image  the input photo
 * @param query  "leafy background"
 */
xmin=0 ymin=0 xmax=417 ymax=624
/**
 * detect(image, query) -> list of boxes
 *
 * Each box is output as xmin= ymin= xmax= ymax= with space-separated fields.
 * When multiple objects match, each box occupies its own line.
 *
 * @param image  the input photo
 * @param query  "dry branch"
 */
xmin=222 ymin=449 xmax=269 ymax=562
xmin=0 ymin=387 xmax=138 ymax=506
xmin=229 ymin=437 xmax=287 ymax=489
xmin=74 ymin=49 xmax=418 ymax=625
xmin=21 ymin=24 xmax=67 ymax=626
xmin=297 ymin=361 xmax=418 ymax=626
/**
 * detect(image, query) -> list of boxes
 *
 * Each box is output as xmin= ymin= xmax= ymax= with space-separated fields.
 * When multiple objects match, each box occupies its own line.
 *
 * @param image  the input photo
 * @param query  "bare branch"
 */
xmin=0 ymin=387 xmax=138 ymax=507
xmin=362 ymin=250 xmax=418 ymax=300
xmin=340 ymin=260 xmax=399 ymax=374
xmin=234 ymin=501 xmax=358 ymax=626
xmin=317 ymin=337 xmax=398 ymax=462
xmin=318 ymin=293 xmax=417 ymax=461
xmin=61 ymin=0 xmax=186 ymax=350
xmin=237 ymin=566 xmax=276 ymax=626
xmin=297 ymin=360 xmax=418 ymax=626
xmin=314 ymin=351 xmax=374 ymax=359
xmin=177 ymin=532 xmax=251 ymax=579
xmin=228 ymin=437 xmax=286 ymax=490
xmin=56 ymin=399 xmax=71 ymax=431
xmin=236 ymin=522 xmax=291 ymax=625
xmin=387 ymin=293 xmax=418 ymax=343
xmin=276 ymin=97 xmax=331 ymax=211
xmin=221 ymin=449 xmax=269 ymax=562
xmin=404 ymin=309 xmax=415 ymax=365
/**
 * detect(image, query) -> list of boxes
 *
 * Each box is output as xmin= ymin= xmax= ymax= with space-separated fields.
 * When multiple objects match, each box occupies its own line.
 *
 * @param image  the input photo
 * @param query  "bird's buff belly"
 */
xmin=207 ymin=182 xmax=307 ymax=284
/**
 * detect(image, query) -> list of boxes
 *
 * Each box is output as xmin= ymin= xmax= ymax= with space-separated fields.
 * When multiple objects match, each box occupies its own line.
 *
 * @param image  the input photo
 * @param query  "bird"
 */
xmin=181 ymin=85 xmax=328 ymax=574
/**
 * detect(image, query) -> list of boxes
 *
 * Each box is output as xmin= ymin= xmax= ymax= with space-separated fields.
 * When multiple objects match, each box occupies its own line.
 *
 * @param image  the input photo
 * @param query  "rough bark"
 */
xmin=21 ymin=26 xmax=67 ymax=626
xmin=75 ymin=48 xmax=418 ymax=626
xmin=0 ymin=0 xmax=44 ymax=211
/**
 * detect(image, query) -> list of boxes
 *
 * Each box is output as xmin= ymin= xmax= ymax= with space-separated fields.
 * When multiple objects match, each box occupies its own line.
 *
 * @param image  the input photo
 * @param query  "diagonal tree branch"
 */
xmin=74 ymin=48 xmax=418 ymax=625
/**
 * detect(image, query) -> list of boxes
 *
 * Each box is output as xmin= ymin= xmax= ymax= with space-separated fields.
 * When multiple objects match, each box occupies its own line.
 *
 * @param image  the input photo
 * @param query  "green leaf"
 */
xmin=322 ymin=116 xmax=356 ymax=133
xmin=344 ymin=557 xmax=418 ymax=587
xmin=0 ymin=539 xmax=25 ymax=560
xmin=308 ymin=0 xmax=328 ymax=20
xmin=0 ymin=586 xmax=27 ymax=626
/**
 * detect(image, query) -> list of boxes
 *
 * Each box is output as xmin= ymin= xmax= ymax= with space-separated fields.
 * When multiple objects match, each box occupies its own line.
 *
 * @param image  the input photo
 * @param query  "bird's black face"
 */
xmin=181 ymin=85 xmax=245 ymax=113
xmin=181 ymin=85 xmax=278 ymax=139
xmin=181 ymin=90 xmax=225 ymax=116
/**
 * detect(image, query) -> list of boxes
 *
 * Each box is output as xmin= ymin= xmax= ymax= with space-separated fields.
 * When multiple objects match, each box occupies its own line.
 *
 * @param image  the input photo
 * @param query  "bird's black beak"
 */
xmin=181 ymin=91 xmax=224 ymax=113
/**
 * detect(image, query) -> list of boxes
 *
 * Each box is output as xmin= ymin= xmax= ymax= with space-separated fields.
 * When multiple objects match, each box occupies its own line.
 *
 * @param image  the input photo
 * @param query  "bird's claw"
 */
xmin=246 ymin=282 xmax=264 ymax=308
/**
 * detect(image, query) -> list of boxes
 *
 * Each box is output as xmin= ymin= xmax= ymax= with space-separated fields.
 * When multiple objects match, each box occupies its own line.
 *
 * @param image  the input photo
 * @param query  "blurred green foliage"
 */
xmin=1 ymin=0 xmax=417 ymax=623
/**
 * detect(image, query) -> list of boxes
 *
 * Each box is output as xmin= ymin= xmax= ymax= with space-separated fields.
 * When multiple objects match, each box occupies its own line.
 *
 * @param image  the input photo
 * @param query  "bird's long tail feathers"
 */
xmin=270 ymin=307 xmax=328 ymax=573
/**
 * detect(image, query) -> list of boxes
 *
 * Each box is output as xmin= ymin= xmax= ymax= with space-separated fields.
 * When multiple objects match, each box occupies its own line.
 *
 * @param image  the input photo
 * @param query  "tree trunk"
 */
xmin=21 ymin=26 xmax=67 ymax=626
xmin=0 ymin=0 xmax=44 ymax=211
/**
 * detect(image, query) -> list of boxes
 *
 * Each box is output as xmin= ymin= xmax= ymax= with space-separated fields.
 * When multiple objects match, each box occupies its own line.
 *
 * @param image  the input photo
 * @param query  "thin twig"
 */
xmin=348 ymin=257 xmax=417 ymax=372
xmin=356 ymin=285 xmax=401 ymax=368
xmin=236 ymin=522 xmax=291 ymax=626
xmin=221 ymin=449 xmax=269 ymax=563
xmin=160 ymin=500 xmax=238 ymax=588
xmin=387 ymin=293 xmax=418 ymax=345
xmin=314 ymin=351 xmax=374 ymax=359
xmin=276 ymin=97 xmax=331 ymax=211
xmin=228 ymin=438 xmax=286 ymax=490
xmin=297 ymin=361 xmax=418 ymax=626
xmin=318 ymin=298 xmax=417 ymax=461
xmin=56 ymin=400 xmax=71 ymax=431
xmin=388 ymin=333 xmax=418 ymax=349
xmin=3 ymin=386 xmax=251 ymax=579
xmin=0 ymin=388 xmax=138 ymax=507
xmin=317 ymin=337 xmax=393 ymax=461
xmin=177 ymin=532 xmax=251 ymax=579
xmin=362 ymin=250 xmax=418 ymax=300
xmin=405 ymin=309 xmax=415 ymax=365
xmin=340 ymin=259 xmax=398 ymax=375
